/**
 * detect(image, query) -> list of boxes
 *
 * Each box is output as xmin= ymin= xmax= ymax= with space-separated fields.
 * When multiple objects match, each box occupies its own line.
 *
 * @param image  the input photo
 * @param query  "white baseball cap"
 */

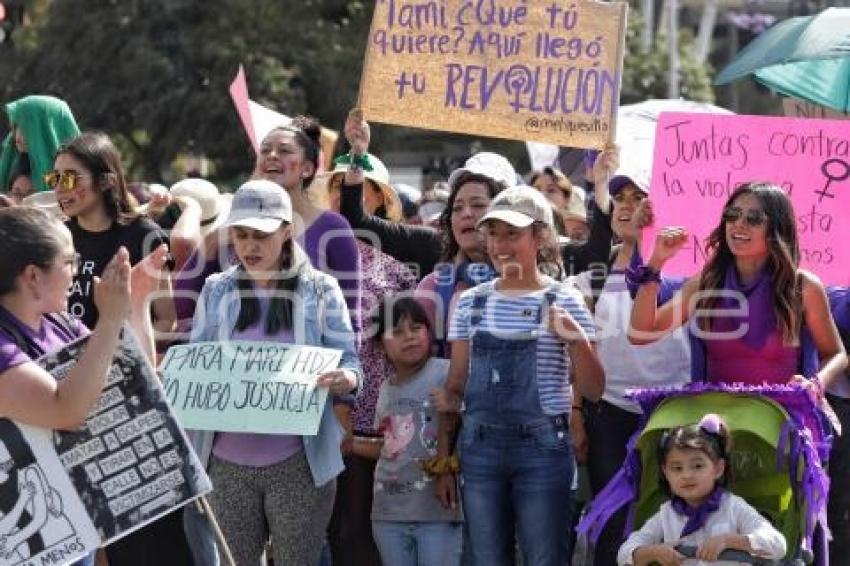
xmin=447 ymin=152 xmax=517 ymax=190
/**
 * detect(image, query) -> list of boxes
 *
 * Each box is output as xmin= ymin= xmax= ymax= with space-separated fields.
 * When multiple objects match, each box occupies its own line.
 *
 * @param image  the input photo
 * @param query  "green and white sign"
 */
xmin=159 ymin=342 xmax=342 ymax=436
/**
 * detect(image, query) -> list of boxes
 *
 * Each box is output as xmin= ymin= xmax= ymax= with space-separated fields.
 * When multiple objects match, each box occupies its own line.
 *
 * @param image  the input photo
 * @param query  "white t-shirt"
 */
xmin=617 ymin=492 xmax=787 ymax=565
xmin=448 ymin=279 xmax=596 ymax=415
xmin=571 ymin=271 xmax=691 ymax=412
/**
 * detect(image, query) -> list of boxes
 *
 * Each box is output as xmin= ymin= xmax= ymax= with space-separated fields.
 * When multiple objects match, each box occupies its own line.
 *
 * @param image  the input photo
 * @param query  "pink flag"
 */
xmin=229 ymin=65 xmax=258 ymax=153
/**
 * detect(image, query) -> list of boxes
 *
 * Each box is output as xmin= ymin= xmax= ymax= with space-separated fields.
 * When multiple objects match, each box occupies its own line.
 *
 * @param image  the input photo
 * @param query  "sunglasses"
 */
xmin=43 ymin=170 xmax=87 ymax=192
xmin=722 ymin=206 xmax=766 ymax=227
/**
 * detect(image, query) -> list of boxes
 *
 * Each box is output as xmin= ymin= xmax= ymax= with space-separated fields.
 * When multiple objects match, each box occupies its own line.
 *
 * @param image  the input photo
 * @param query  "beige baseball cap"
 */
xmin=476 ymin=185 xmax=554 ymax=229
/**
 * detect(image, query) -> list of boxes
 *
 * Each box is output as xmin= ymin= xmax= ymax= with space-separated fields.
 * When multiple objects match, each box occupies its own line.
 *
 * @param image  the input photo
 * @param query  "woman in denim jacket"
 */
xmin=182 ymin=180 xmax=361 ymax=566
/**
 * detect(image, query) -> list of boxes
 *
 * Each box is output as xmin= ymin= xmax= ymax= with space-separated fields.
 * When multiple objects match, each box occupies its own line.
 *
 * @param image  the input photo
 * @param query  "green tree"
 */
xmin=620 ymin=10 xmax=715 ymax=104
xmin=2 ymin=0 xmax=370 ymax=184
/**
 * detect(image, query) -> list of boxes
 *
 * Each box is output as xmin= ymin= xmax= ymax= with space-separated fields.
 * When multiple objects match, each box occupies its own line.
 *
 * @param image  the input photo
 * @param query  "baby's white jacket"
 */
xmin=618 ymin=492 xmax=787 ymax=565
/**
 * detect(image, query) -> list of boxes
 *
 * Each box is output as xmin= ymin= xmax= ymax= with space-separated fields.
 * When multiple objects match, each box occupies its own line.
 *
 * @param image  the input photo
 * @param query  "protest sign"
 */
xmin=160 ymin=342 xmax=341 ymax=436
xmin=0 ymin=421 xmax=99 ymax=566
xmin=358 ymin=0 xmax=628 ymax=149
xmin=0 ymin=331 xmax=211 ymax=566
xmin=649 ymin=112 xmax=850 ymax=284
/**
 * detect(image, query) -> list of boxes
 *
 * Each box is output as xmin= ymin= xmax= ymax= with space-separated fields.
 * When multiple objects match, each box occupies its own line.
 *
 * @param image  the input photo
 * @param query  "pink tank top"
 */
xmin=705 ymin=330 xmax=798 ymax=385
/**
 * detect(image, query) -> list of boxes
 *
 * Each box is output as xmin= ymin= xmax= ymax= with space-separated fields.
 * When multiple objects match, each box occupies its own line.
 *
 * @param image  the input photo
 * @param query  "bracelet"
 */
xmin=422 ymin=455 xmax=460 ymax=476
xmin=625 ymin=264 xmax=661 ymax=287
xmin=333 ymin=152 xmax=374 ymax=172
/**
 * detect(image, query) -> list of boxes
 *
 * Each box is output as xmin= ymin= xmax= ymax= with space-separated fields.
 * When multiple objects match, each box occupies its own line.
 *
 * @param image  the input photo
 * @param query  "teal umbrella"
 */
xmin=715 ymin=8 xmax=850 ymax=112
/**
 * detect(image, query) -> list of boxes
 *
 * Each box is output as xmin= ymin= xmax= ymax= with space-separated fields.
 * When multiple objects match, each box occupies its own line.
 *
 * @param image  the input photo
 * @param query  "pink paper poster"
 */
xmin=650 ymin=112 xmax=850 ymax=285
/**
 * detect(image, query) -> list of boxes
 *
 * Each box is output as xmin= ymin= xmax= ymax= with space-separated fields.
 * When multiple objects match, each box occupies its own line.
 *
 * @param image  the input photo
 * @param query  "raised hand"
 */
xmin=591 ymin=143 xmax=620 ymax=187
xmin=344 ymin=108 xmax=370 ymax=156
xmin=93 ymin=247 xmax=131 ymax=323
xmin=649 ymin=227 xmax=688 ymax=268
xmin=548 ymin=305 xmax=585 ymax=343
xmin=130 ymin=244 xmax=169 ymax=311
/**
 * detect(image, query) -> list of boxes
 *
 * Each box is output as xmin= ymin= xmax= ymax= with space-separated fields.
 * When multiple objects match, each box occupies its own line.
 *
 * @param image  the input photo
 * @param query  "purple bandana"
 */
xmin=671 ymin=486 xmax=725 ymax=538
xmin=712 ymin=265 xmax=776 ymax=349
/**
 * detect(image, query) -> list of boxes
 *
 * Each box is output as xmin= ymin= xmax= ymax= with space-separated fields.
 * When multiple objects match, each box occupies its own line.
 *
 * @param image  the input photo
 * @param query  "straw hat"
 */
xmin=310 ymin=153 xmax=402 ymax=222
xmin=169 ymin=178 xmax=231 ymax=236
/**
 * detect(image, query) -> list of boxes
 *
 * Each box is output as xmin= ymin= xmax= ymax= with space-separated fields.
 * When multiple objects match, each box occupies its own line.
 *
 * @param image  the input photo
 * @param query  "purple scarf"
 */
xmin=670 ymin=486 xmax=725 ymax=538
xmin=712 ymin=265 xmax=776 ymax=349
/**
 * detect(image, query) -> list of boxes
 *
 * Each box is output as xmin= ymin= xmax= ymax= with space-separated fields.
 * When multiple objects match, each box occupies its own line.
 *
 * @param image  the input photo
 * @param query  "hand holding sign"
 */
xmin=345 ymin=108 xmax=370 ymax=156
xmin=317 ymin=368 xmax=358 ymax=396
xmin=591 ymin=143 xmax=620 ymax=187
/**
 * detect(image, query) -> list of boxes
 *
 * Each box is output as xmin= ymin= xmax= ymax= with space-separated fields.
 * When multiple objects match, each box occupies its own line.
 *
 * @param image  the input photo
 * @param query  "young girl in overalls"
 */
xmin=435 ymin=186 xmax=605 ymax=566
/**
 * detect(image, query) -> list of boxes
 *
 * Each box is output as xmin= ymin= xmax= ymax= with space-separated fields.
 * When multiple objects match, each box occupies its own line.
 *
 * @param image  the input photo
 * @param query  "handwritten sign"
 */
xmin=650 ymin=112 xmax=850 ymax=285
xmin=160 ymin=342 xmax=341 ymax=436
xmin=358 ymin=0 xmax=628 ymax=149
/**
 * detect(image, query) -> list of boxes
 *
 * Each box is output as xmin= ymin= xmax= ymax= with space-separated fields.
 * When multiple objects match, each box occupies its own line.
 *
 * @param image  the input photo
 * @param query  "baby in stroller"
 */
xmin=618 ymin=413 xmax=786 ymax=565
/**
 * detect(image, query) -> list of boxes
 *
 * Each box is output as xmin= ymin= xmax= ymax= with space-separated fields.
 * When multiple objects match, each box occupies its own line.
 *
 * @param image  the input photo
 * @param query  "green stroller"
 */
xmin=578 ymin=384 xmax=832 ymax=565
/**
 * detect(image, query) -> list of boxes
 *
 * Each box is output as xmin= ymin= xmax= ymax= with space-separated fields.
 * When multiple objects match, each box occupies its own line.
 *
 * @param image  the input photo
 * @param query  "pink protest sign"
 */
xmin=650 ymin=112 xmax=850 ymax=285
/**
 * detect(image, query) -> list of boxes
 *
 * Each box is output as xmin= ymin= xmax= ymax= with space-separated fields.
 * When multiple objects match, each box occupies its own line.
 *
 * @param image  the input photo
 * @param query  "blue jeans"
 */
xmin=183 ymin=500 xmax=220 ymax=566
xmin=372 ymin=521 xmax=462 ymax=566
xmin=459 ymin=418 xmax=574 ymax=566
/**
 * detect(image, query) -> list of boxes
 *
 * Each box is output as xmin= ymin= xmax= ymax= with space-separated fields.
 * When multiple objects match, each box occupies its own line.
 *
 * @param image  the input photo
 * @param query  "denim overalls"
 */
xmin=458 ymin=287 xmax=575 ymax=566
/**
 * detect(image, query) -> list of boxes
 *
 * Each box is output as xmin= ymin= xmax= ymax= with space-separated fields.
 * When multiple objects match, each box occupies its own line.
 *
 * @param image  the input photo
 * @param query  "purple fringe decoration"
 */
xmin=577 ymin=383 xmax=833 ymax=552
xmin=576 ymin=430 xmax=642 ymax=541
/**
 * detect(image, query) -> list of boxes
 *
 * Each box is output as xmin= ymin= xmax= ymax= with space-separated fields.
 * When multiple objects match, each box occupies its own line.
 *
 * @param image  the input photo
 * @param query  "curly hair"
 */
xmin=439 ymin=171 xmax=506 ymax=262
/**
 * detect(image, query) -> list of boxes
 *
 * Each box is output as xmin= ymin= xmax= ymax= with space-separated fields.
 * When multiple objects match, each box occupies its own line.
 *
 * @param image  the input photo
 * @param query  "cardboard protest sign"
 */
xmin=358 ymin=0 xmax=628 ymax=149
xmin=650 ymin=112 xmax=850 ymax=284
xmin=160 ymin=342 xmax=341 ymax=436
xmin=0 ymin=331 xmax=211 ymax=566
xmin=782 ymin=97 xmax=850 ymax=121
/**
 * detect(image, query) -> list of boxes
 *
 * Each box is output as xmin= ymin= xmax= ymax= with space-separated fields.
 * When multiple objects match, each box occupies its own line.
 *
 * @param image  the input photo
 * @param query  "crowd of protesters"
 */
xmin=1 ymin=94 xmax=849 ymax=566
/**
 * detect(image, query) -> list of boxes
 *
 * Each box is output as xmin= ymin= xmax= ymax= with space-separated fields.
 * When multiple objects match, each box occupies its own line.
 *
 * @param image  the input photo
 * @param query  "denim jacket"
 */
xmin=185 ymin=249 xmax=361 ymax=487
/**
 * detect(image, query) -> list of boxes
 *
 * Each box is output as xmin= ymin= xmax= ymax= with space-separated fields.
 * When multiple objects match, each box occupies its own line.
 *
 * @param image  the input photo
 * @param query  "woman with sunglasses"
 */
xmin=48 ymin=132 xmax=188 ymax=566
xmin=49 ymin=132 xmax=171 ymax=332
xmin=629 ymin=182 xmax=846 ymax=393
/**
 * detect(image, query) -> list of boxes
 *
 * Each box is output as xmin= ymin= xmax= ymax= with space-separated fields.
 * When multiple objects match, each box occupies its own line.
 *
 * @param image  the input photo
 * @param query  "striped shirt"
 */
xmin=448 ymin=279 xmax=596 ymax=415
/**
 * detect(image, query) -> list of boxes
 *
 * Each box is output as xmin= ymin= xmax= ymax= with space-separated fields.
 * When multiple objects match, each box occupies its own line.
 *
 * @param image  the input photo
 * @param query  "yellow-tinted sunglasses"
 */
xmin=43 ymin=170 xmax=86 ymax=192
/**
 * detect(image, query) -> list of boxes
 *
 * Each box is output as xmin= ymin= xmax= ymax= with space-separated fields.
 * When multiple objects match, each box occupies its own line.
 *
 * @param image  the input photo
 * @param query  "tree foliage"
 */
xmin=1 ymin=0 xmax=371 ymax=184
xmin=620 ymin=10 xmax=715 ymax=105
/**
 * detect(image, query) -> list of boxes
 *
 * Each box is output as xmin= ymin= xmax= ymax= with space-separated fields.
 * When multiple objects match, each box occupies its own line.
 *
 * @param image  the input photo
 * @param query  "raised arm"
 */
xmin=339 ymin=109 xmax=442 ymax=275
xmin=0 ymin=249 xmax=131 ymax=429
xmin=629 ymin=227 xmax=698 ymax=345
